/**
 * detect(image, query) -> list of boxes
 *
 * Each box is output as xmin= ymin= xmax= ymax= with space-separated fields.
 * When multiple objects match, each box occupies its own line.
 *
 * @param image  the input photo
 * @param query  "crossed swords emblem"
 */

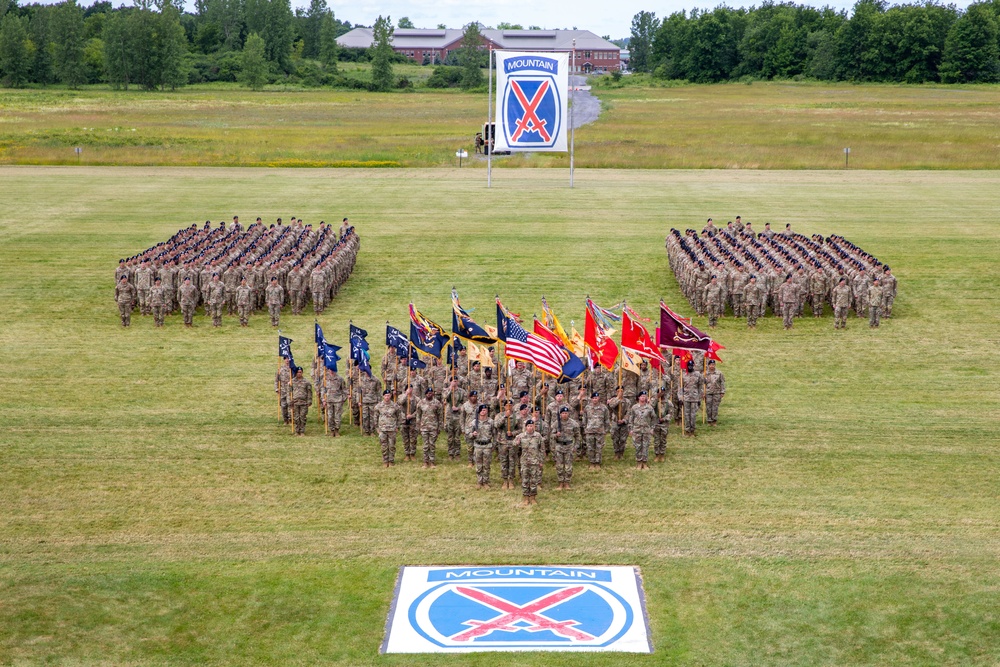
xmin=448 ymin=585 xmax=596 ymax=642
xmin=509 ymin=80 xmax=552 ymax=143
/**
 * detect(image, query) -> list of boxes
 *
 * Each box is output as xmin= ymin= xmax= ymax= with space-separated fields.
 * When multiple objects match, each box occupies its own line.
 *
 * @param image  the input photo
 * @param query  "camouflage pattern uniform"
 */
xmin=467 ymin=407 xmax=496 ymax=486
xmin=150 ymin=281 xmax=166 ymax=327
xmin=810 ymin=268 xmax=829 ymax=317
xmin=179 ymin=280 xmax=199 ymax=326
xmin=114 ymin=277 xmax=135 ymax=327
xmin=415 ymin=392 xmax=443 ymax=465
xmin=207 ymin=277 xmax=226 ymax=327
xmin=832 ymin=280 xmax=852 ymax=329
xmin=868 ymin=280 xmax=884 ymax=328
xmin=552 ymin=408 xmax=580 ymax=487
xmin=607 ymin=392 xmax=633 ymax=460
xmin=743 ymin=278 xmax=764 ymax=328
xmin=628 ymin=398 xmax=656 ymax=464
xmin=397 ymin=388 xmax=419 ymax=460
xmin=494 ymin=405 xmax=521 ymax=486
xmin=324 ymin=370 xmax=347 ymax=435
xmin=703 ymin=279 xmax=724 ymax=328
xmin=275 ymin=362 xmax=291 ymax=423
xmin=881 ymin=269 xmax=897 ymax=317
xmin=678 ymin=368 xmax=705 ymax=435
xmin=778 ymin=278 xmax=798 ymax=330
xmin=360 ymin=373 xmax=383 ymax=436
xmin=265 ymin=280 xmax=284 ymax=327
xmin=235 ymin=280 xmax=252 ymax=326
xmin=582 ymin=399 xmax=611 ymax=466
xmin=374 ymin=394 xmax=403 ymax=464
xmin=653 ymin=387 xmax=672 ymax=460
xmin=516 ymin=428 xmax=544 ymax=502
xmin=135 ymin=263 xmax=153 ymax=315
xmin=290 ymin=374 xmax=313 ymax=435
xmin=704 ymin=364 xmax=726 ymax=425
xmin=443 ymin=384 xmax=467 ymax=458
xmin=461 ymin=397 xmax=482 ymax=465
xmin=287 ymin=266 xmax=306 ymax=315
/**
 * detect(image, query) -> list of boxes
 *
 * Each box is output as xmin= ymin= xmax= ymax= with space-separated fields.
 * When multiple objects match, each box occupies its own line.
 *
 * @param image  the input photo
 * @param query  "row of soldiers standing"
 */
xmin=274 ymin=346 xmax=726 ymax=505
xmin=667 ymin=224 xmax=898 ymax=330
xmin=113 ymin=218 xmax=359 ymax=328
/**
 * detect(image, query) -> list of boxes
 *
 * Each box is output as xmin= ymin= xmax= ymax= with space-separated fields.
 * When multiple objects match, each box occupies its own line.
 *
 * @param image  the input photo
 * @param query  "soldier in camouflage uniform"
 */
xmin=678 ymin=360 xmax=704 ymax=436
xmin=810 ymin=266 xmax=828 ymax=317
xmin=397 ymin=386 xmax=419 ymax=461
xmin=235 ymin=277 xmax=252 ymax=326
xmin=608 ymin=387 xmax=632 ymax=460
xmin=628 ymin=391 xmax=656 ymax=468
xmin=310 ymin=263 xmax=327 ymax=314
xmin=415 ymin=388 xmax=443 ymax=467
xmin=881 ymin=266 xmax=897 ymax=317
xmin=275 ymin=358 xmax=292 ymax=424
xmin=135 ymin=261 xmax=153 ymax=315
xmin=374 ymin=389 xmax=403 ymax=466
xmin=150 ymin=277 xmax=166 ymax=327
xmin=467 ymin=405 xmax=496 ymax=488
xmin=115 ymin=275 xmax=136 ymax=327
xmin=494 ymin=400 xmax=521 ymax=489
xmin=324 ymin=367 xmax=347 ymax=436
xmin=704 ymin=360 xmax=726 ymax=425
xmin=653 ymin=385 xmax=672 ymax=461
xmin=290 ymin=367 xmax=313 ymax=436
xmin=443 ymin=379 xmax=467 ymax=459
xmin=868 ymin=277 xmax=884 ymax=329
xmin=265 ymin=277 xmax=283 ymax=327
xmin=853 ymin=266 xmax=870 ymax=318
xmin=287 ymin=264 xmax=306 ymax=315
xmin=207 ymin=273 xmax=226 ymax=327
xmin=516 ymin=420 xmax=544 ymax=505
xmin=832 ymin=277 xmax=852 ymax=329
xmin=179 ymin=276 xmax=199 ymax=327
xmin=703 ymin=275 xmax=724 ymax=328
xmin=743 ymin=275 xmax=764 ymax=328
xmin=552 ymin=406 xmax=580 ymax=490
xmin=360 ymin=372 xmax=383 ymax=436
xmin=461 ymin=391 xmax=482 ymax=467
xmin=778 ymin=274 xmax=798 ymax=330
xmin=583 ymin=392 xmax=611 ymax=469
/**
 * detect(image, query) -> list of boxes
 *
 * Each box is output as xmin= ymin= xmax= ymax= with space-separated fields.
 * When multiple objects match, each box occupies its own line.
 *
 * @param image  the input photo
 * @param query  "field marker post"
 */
xmin=844 ymin=147 xmax=850 ymax=168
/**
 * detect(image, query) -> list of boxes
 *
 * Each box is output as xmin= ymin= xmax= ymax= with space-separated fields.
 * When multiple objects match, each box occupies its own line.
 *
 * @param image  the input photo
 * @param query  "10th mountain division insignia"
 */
xmin=382 ymin=566 xmax=652 ymax=653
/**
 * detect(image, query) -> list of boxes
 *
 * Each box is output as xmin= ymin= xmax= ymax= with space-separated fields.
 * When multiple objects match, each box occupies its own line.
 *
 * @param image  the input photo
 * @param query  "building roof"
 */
xmin=337 ymin=27 xmax=619 ymax=52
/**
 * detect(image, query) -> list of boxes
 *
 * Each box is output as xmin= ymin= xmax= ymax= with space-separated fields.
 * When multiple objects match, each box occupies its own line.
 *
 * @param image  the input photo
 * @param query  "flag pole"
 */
xmin=702 ymin=355 xmax=707 ymax=425
xmin=487 ymin=45 xmax=493 ymax=189
xmin=570 ymin=38 xmax=576 ymax=190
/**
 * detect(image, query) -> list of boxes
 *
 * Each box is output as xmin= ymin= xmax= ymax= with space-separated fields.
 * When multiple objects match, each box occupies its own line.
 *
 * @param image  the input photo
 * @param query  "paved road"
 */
xmin=569 ymin=75 xmax=601 ymax=129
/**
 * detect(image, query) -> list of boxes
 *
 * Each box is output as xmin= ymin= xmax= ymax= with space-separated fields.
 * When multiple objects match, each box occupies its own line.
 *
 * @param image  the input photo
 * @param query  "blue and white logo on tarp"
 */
xmin=382 ymin=567 xmax=652 ymax=653
xmin=494 ymin=51 xmax=569 ymax=153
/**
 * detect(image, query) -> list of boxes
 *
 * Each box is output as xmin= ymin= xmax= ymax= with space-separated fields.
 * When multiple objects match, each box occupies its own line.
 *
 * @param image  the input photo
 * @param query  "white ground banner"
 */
xmin=493 ymin=51 xmax=569 ymax=152
xmin=381 ymin=566 xmax=652 ymax=653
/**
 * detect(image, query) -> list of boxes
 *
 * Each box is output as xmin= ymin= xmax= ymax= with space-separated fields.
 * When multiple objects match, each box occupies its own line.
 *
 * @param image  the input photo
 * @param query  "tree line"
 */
xmin=628 ymin=0 xmax=1000 ymax=83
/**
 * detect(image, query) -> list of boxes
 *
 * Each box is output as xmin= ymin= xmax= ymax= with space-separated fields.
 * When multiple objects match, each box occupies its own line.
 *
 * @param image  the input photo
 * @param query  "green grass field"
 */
xmin=2 ymin=80 xmax=1000 ymax=168
xmin=1 ymin=166 xmax=998 ymax=665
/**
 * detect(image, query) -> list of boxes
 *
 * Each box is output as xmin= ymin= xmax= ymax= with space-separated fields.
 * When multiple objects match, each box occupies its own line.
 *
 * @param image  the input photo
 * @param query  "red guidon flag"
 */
xmin=585 ymin=305 xmax=619 ymax=370
xmin=622 ymin=306 xmax=666 ymax=363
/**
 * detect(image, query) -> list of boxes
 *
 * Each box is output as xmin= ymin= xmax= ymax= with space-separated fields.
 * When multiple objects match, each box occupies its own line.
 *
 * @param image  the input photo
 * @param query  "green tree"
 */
xmin=240 ymin=31 xmax=267 ymax=89
xmin=318 ymin=11 xmax=338 ymax=70
xmin=101 ymin=8 xmax=133 ymax=88
xmin=458 ymin=21 xmax=484 ymax=89
xmin=52 ymin=0 xmax=87 ymax=88
xmin=940 ymin=2 xmax=1000 ymax=82
xmin=29 ymin=6 xmax=54 ymax=84
xmin=369 ymin=14 xmax=393 ymax=91
xmin=835 ymin=0 xmax=887 ymax=80
xmin=245 ymin=0 xmax=294 ymax=69
xmin=155 ymin=0 xmax=187 ymax=90
xmin=496 ymin=22 xmax=523 ymax=30
xmin=397 ymin=16 xmax=414 ymax=29
xmin=651 ymin=10 xmax=692 ymax=79
xmin=300 ymin=0 xmax=328 ymax=58
xmin=0 ymin=12 xmax=32 ymax=87
xmin=629 ymin=10 xmax=660 ymax=72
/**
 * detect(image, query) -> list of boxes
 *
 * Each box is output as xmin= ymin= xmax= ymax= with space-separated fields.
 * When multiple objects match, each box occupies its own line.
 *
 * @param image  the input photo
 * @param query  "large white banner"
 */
xmin=494 ymin=51 xmax=569 ymax=152
xmin=381 ymin=565 xmax=652 ymax=653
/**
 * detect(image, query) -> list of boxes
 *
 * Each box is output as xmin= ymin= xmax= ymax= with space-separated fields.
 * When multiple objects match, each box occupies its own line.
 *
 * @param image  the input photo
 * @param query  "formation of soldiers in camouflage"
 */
xmin=666 ymin=218 xmax=898 ymax=329
xmin=113 ymin=216 xmax=359 ymax=328
xmin=276 ymin=345 xmax=726 ymax=507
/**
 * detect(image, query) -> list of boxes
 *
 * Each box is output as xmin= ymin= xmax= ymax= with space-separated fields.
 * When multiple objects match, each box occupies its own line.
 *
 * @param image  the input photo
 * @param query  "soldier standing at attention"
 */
xmin=235 ymin=277 xmax=252 ymax=327
xmin=868 ymin=277 xmax=884 ymax=329
xmin=583 ymin=391 xmax=611 ymax=469
xmin=704 ymin=360 xmax=726 ymax=426
xmin=415 ymin=388 xmax=443 ymax=468
xmin=678 ymin=360 xmax=704 ymax=437
xmin=832 ymin=277 xmax=852 ymax=329
xmin=703 ymin=275 xmax=724 ymax=328
xmin=324 ymin=367 xmax=347 ymax=436
xmin=743 ymin=275 xmax=763 ymax=328
xmin=517 ymin=420 xmax=544 ymax=505
xmin=207 ymin=273 xmax=226 ymax=327
xmin=374 ymin=389 xmax=403 ymax=467
xmin=115 ymin=275 xmax=136 ymax=327
xmin=628 ymin=391 xmax=656 ymax=469
xmin=265 ymin=276 xmax=284 ymax=327
xmin=287 ymin=264 xmax=305 ymax=316
xmin=494 ymin=400 xmax=521 ymax=489
xmin=397 ymin=386 xmax=418 ymax=461
xmin=360 ymin=372 xmax=383 ymax=436
xmin=290 ymin=367 xmax=313 ymax=436
xmin=653 ymin=385 xmax=672 ymax=462
xmin=150 ymin=277 xmax=166 ymax=327
xmin=778 ymin=274 xmax=798 ymax=330
xmin=881 ymin=266 xmax=897 ymax=318
xmin=468 ymin=405 xmax=496 ymax=489
xmin=461 ymin=390 xmax=481 ymax=467
xmin=275 ymin=358 xmax=292 ymax=424
xmin=135 ymin=261 xmax=153 ymax=315
xmin=179 ymin=276 xmax=199 ymax=327
xmin=608 ymin=387 xmax=632 ymax=460
xmin=553 ymin=406 xmax=580 ymax=490
xmin=810 ymin=266 xmax=828 ymax=317
xmin=310 ymin=263 xmax=327 ymax=314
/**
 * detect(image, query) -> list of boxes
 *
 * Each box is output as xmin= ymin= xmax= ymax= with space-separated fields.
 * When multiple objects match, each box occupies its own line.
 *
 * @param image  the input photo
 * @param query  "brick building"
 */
xmin=337 ymin=27 xmax=622 ymax=73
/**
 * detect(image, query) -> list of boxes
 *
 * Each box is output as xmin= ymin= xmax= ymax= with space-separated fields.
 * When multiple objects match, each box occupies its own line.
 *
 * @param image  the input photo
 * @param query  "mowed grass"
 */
xmin=1 ymin=166 xmax=999 ymax=665
xmin=2 ymin=81 xmax=1000 ymax=168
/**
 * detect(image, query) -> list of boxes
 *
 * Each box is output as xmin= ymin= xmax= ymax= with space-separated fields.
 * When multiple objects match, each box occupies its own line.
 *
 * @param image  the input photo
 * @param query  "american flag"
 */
xmin=503 ymin=316 xmax=568 ymax=377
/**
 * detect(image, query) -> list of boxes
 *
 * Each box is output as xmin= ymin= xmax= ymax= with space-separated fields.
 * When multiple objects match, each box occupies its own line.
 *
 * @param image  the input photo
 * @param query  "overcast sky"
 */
xmin=329 ymin=0 xmax=977 ymax=40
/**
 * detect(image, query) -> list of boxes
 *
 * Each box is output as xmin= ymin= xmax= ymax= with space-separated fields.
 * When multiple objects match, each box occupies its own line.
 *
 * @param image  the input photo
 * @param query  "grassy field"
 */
xmin=1 ymin=81 xmax=999 ymax=168
xmin=1 ymin=166 xmax=998 ymax=665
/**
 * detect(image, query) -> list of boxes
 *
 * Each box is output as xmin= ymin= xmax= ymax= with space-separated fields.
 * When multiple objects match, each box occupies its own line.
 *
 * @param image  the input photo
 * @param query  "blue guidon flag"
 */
xmin=382 ymin=566 xmax=652 ymax=653
xmin=494 ymin=52 xmax=569 ymax=152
